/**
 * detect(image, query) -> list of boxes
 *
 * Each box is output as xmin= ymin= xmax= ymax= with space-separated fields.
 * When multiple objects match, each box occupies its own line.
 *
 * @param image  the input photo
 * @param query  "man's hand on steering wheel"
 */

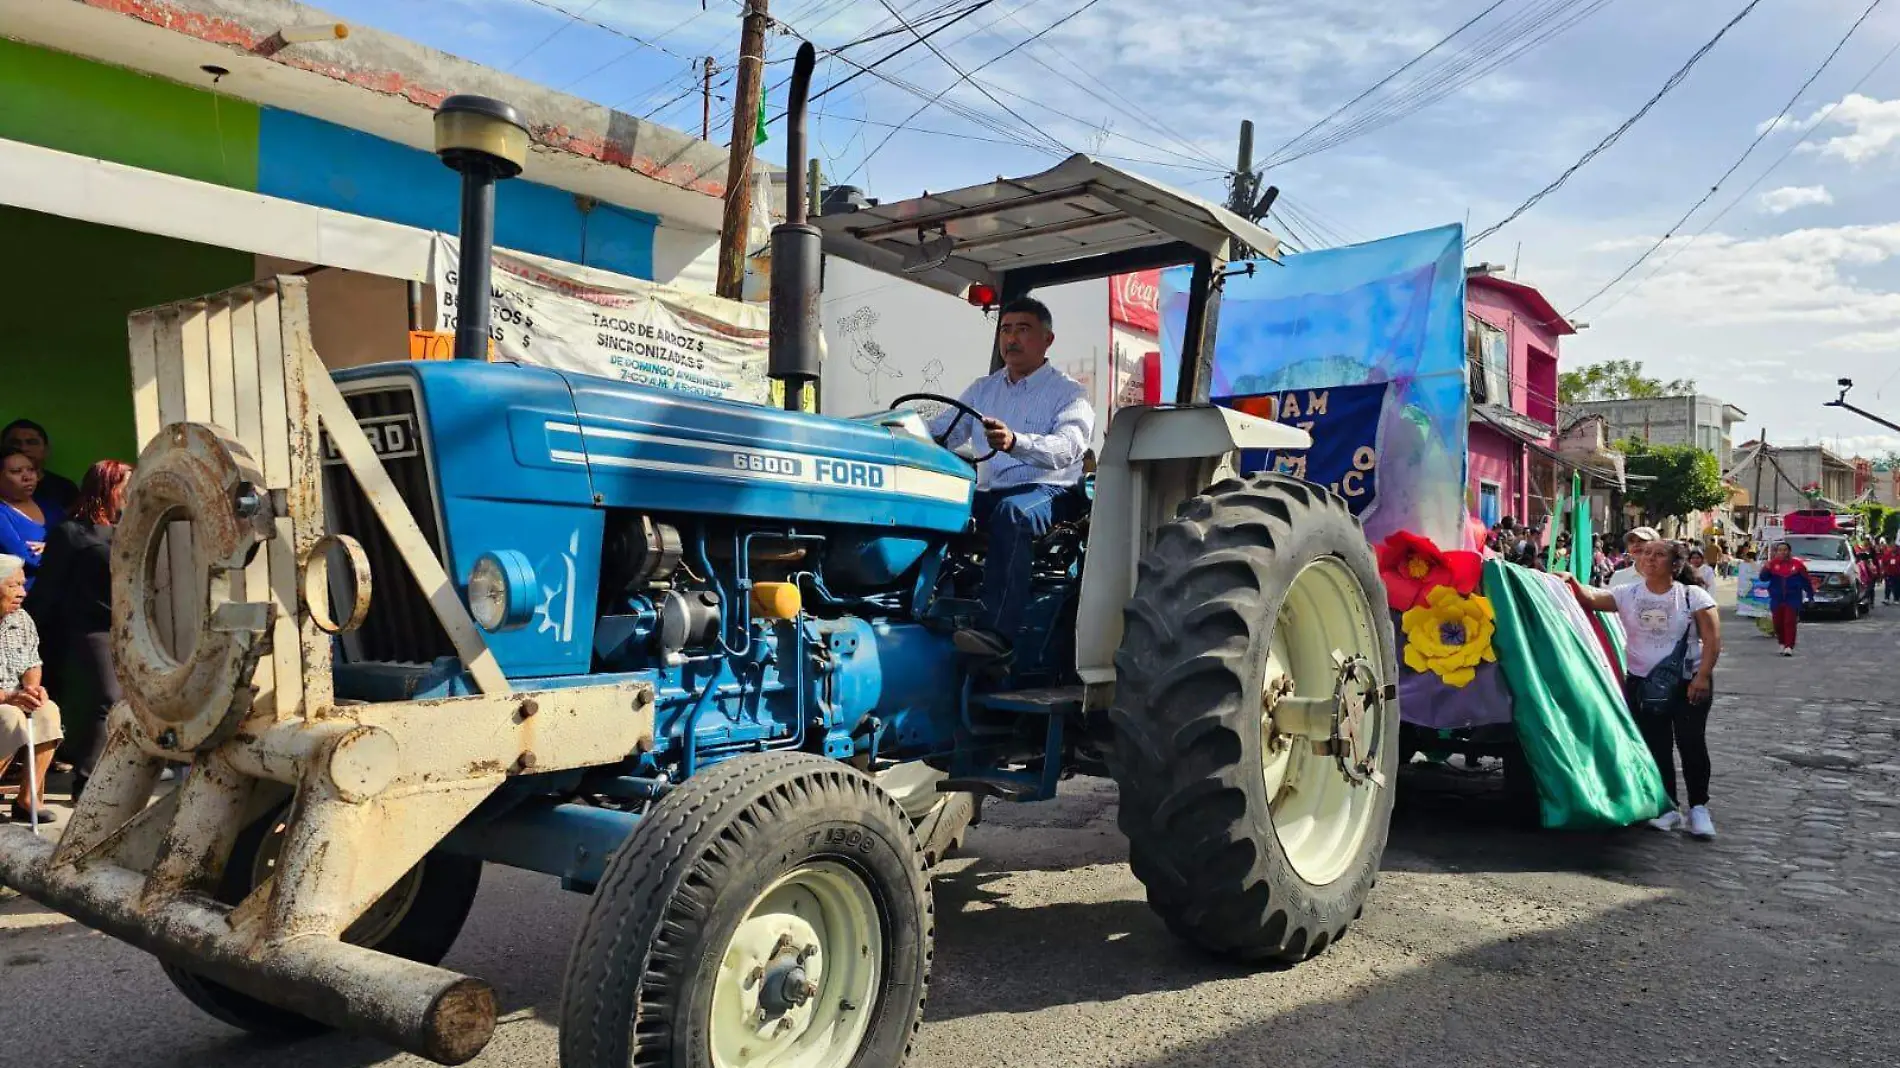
xmin=981 ymin=417 xmax=1016 ymax=454
xmin=889 ymin=392 xmax=999 ymax=465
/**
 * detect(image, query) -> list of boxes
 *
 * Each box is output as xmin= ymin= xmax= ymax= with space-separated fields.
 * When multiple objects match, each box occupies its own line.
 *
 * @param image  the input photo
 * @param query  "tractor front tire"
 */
xmin=560 ymin=753 xmax=932 ymax=1068
xmin=1109 ymin=473 xmax=1400 ymax=963
xmin=163 ymin=809 xmax=483 ymax=1038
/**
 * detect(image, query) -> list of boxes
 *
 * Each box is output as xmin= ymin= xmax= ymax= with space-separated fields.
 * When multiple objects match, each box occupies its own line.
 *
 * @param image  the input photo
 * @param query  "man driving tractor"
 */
xmin=931 ymin=296 xmax=1096 ymax=660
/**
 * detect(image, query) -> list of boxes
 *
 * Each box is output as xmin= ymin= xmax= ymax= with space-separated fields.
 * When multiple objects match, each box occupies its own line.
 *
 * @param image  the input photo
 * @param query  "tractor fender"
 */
xmin=1074 ymin=405 xmax=1310 ymax=694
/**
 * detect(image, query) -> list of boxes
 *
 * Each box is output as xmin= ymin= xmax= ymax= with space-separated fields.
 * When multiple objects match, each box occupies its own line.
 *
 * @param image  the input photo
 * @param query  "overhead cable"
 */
xmin=1568 ymin=0 xmax=1888 ymax=315
xmin=1467 ymin=0 xmax=1768 ymax=247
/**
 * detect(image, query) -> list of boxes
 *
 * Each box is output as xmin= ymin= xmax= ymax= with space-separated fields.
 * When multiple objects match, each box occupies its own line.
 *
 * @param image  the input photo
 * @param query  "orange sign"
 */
xmin=408 ymin=331 xmax=492 ymax=360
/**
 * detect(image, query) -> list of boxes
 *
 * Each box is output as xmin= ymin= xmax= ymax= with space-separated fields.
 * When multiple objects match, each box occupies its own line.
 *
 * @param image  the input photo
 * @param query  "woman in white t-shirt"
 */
xmin=1569 ymin=538 xmax=1723 ymax=839
xmin=1688 ymin=548 xmax=1717 ymax=591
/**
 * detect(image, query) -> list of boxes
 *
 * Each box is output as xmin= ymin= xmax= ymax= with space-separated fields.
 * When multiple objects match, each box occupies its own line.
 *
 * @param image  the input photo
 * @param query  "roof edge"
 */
xmin=74 ymin=0 xmax=744 ymax=199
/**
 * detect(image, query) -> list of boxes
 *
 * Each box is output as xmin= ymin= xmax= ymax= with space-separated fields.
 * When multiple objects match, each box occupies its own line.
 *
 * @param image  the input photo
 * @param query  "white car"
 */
xmin=1784 ymin=534 xmax=1873 ymax=618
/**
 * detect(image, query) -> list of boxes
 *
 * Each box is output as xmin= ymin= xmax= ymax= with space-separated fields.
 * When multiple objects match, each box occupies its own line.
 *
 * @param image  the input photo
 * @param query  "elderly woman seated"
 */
xmin=0 ymin=553 xmax=61 ymax=823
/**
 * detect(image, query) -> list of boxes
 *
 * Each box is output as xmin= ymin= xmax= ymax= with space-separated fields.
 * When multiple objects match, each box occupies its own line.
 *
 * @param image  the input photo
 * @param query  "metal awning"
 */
xmin=813 ymin=155 xmax=1281 ymax=297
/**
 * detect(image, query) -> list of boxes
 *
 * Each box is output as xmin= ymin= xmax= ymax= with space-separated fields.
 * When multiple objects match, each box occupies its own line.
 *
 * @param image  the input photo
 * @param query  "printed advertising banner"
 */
xmin=1159 ymin=224 xmax=1470 ymax=546
xmin=431 ymin=234 xmax=770 ymax=404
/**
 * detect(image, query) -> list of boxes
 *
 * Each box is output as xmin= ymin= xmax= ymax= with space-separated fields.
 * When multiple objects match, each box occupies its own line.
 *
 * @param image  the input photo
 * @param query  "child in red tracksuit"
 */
xmin=1761 ymin=542 xmax=1815 ymax=656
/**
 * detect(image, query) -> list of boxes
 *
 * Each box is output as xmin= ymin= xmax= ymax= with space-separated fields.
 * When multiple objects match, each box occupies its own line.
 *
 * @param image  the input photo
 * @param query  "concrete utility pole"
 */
xmin=701 ymin=57 xmax=716 ymax=141
xmin=1752 ymin=427 xmax=1767 ymax=538
xmin=1228 ymin=120 xmax=1256 ymax=216
xmin=717 ymin=0 xmax=770 ymax=300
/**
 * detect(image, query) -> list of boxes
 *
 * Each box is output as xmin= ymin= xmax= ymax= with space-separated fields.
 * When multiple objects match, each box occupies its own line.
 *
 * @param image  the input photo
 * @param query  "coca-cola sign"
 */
xmin=1109 ymin=270 xmax=1161 ymax=333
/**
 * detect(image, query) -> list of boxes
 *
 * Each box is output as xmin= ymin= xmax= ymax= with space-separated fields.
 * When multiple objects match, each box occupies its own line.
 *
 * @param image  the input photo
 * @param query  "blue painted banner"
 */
xmin=1161 ymin=224 xmax=1468 ymax=546
xmin=1216 ymin=382 xmax=1390 ymax=514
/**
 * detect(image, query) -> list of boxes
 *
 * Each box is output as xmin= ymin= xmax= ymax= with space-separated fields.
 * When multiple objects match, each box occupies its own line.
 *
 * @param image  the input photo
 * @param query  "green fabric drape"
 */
xmin=1484 ymin=560 xmax=1670 ymax=829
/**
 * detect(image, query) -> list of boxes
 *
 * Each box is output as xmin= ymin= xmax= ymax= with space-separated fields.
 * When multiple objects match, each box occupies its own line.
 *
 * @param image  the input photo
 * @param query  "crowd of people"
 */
xmin=0 ymin=417 xmax=128 ymax=825
xmin=1482 ymin=518 xmax=1729 ymax=837
xmin=1483 ymin=511 xmax=1900 ymax=840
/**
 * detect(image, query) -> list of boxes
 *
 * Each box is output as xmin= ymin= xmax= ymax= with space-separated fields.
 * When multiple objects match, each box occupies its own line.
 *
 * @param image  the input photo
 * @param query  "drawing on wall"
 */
xmin=921 ymin=358 xmax=945 ymax=393
xmin=837 ymin=306 xmax=903 ymax=404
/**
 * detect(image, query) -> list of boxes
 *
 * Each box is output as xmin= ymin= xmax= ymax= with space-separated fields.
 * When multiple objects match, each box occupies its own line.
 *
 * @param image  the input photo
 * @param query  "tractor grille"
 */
xmin=321 ymin=385 xmax=457 ymax=665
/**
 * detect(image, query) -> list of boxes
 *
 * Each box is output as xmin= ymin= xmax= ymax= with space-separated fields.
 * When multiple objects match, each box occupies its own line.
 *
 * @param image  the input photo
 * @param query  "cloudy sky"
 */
xmin=321 ymin=0 xmax=1900 ymax=456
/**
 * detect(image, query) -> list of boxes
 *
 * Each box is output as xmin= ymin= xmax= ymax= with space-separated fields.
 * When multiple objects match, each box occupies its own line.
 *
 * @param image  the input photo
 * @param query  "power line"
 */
xmin=1280 ymin=0 xmax=1615 ymax=166
xmin=512 ymin=0 xmax=691 ymax=60
xmin=840 ymin=0 xmax=1108 ymax=180
xmin=1267 ymin=0 xmax=1617 ymax=170
xmin=1261 ymin=0 xmax=1512 ymax=169
xmin=1568 ymin=0 xmax=1888 ymax=315
xmin=972 ymin=4 xmax=1226 ymax=170
xmin=1467 ymin=0 xmax=1768 ymax=248
xmin=762 ymin=0 xmax=999 ymax=124
xmin=556 ymin=6 xmax=724 ymax=92
xmin=869 ymin=0 xmax=1069 ymax=154
xmin=504 ymin=0 xmax=606 ymax=72
xmin=1590 ymin=33 xmax=1900 ymax=320
xmin=808 ymin=110 xmax=1229 ymax=171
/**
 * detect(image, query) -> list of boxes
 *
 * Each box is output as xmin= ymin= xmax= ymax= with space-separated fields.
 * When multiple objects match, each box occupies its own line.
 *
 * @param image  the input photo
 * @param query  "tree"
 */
xmin=1853 ymin=501 xmax=1895 ymax=540
xmin=1559 ymin=359 xmax=1697 ymax=404
xmin=1618 ymin=437 xmax=1727 ymax=525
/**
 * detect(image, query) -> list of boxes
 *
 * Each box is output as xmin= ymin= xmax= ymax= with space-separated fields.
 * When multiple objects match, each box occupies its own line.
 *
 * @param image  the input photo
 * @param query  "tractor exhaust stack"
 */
xmin=433 ymin=95 xmax=529 ymax=361
xmin=768 ymin=43 xmax=822 ymax=410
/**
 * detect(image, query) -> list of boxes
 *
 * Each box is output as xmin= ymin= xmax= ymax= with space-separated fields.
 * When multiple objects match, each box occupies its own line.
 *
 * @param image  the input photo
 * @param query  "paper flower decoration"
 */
xmin=1377 ymin=530 xmax=1483 ymax=611
xmin=1400 ymin=586 xmax=1497 ymax=688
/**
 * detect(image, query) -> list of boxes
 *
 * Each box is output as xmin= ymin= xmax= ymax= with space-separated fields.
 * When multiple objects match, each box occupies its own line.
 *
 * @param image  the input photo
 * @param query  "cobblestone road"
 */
xmin=3 ymin=604 xmax=1896 ymax=1067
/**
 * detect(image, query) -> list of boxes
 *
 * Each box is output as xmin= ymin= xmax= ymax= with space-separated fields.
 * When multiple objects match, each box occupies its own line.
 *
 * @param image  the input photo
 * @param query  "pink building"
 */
xmin=1464 ymin=270 xmax=1577 ymax=529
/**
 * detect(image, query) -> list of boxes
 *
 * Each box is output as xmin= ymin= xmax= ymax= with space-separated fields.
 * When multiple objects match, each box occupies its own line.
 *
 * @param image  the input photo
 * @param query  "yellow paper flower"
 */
xmin=1400 ymin=585 xmax=1497 ymax=688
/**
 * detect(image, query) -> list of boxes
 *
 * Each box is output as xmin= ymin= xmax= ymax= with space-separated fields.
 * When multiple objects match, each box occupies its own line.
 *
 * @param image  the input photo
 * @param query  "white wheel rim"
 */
xmin=1261 ymin=556 xmax=1387 ymax=886
xmin=710 ymin=861 xmax=883 ymax=1068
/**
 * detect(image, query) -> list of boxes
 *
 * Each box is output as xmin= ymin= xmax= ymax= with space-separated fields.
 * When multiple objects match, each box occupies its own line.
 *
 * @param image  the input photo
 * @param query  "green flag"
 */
xmin=755 ymin=99 xmax=769 ymax=146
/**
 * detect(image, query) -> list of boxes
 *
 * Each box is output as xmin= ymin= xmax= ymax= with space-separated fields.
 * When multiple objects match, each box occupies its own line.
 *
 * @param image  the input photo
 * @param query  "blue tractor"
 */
xmin=0 ymin=48 xmax=1398 ymax=1068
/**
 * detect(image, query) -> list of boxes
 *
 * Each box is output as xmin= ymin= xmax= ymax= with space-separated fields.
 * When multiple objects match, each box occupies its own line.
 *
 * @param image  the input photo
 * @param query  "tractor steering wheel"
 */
xmin=889 ymin=392 xmax=999 ymax=465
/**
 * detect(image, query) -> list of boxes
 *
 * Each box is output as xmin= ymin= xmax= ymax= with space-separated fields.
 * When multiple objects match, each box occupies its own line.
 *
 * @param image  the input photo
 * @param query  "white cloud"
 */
xmin=1758 ymin=185 xmax=1832 ymax=214
xmin=1582 ymin=222 xmax=1900 ymax=327
xmin=1792 ymin=94 xmax=1900 ymax=164
xmin=1823 ymin=328 xmax=1900 ymax=352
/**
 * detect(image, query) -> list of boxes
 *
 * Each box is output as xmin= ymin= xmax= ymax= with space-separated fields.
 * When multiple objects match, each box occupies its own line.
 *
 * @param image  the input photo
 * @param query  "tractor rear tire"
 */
xmin=560 ymin=753 xmax=932 ymax=1068
xmin=1108 ymin=473 xmax=1400 ymax=963
xmin=163 ymin=809 xmax=482 ymax=1038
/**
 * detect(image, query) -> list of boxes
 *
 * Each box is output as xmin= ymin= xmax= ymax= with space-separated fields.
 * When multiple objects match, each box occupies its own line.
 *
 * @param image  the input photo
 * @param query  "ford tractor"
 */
xmin=0 ymin=46 xmax=1399 ymax=1068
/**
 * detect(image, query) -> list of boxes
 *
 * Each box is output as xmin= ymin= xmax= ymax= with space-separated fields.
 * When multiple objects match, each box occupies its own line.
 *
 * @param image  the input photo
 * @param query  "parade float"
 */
xmin=1160 ymin=225 xmax=1669 ymax=829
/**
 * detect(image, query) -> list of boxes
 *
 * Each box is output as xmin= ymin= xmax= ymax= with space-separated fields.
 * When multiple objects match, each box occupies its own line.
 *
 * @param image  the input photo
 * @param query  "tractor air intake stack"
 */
xmin=769 ymin=43 xmax=822 ymax=411
xmin=433 ymin=95 xmax=529 ymax=361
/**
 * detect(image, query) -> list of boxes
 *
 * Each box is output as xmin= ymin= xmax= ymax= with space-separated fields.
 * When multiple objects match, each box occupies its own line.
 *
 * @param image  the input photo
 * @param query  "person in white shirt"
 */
xmin=1569 ymin=537 xmax=1723 ymax=839
xmin=1607 ymin=525 xmax=1660 ymax=589
xmin=1688 ymin=547 xmax=1717 ymax=591
xmin=930 ymin=297 xmax=1095 ymax=658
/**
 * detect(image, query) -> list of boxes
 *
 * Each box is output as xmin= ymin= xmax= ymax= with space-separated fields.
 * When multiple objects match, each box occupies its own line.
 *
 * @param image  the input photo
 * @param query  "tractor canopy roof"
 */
xmin=812 ymin=155 xmax=1282 ymax=299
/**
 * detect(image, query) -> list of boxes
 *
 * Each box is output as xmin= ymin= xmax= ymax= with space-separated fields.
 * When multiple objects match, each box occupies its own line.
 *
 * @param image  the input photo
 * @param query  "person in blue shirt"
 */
xmin=0 ymin=447 xmax=63 ymax=590
xmin=930 ymin=297 xmax=1096 ymax=659
xmin=1 ymin=420 xmax=79 ymax=513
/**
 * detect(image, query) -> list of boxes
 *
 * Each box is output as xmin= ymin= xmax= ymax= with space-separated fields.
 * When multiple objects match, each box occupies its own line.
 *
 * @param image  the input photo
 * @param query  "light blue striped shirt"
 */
xmin=931 ymin=361 xmax=1095 ymax=491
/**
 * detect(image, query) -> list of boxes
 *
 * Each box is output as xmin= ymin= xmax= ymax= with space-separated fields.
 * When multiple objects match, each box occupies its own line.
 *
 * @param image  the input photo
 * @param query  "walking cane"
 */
xmin=20 ymin=705 xmax=39 ymax=837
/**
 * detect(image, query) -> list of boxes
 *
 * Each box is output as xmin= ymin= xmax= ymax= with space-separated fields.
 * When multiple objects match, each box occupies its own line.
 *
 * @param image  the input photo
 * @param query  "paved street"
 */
xmin=5 ymin=603 xmax=1897 ymax=1068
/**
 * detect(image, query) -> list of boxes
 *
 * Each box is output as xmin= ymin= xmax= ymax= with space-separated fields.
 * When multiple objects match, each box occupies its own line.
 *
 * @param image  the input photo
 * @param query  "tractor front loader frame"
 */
xmin=0 ymin=278 xmax=652 ymax=1065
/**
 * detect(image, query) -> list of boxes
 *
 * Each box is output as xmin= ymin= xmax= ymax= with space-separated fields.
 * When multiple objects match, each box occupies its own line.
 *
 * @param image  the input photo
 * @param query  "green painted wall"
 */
xmin=0 ymin=39 xmax=259 ymax=190
xmin=0 ymin=206 xmax=256 ymax=483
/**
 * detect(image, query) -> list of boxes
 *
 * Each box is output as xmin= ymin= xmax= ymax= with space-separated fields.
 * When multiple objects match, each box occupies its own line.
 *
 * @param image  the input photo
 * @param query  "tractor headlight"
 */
xmin=467 ymin=550 xmax=536 ymax=632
